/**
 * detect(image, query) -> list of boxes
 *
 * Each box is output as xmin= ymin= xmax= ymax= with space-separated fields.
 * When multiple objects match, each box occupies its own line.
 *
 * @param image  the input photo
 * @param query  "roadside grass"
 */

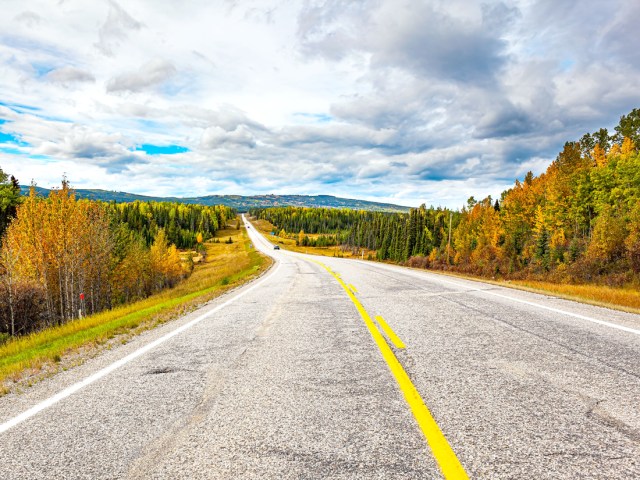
xmin=392 ymin=267 xmax=640 ymax=315
xmin=499 ymin=279 xmax=640 ymax=314
xmin=249 ymin=217 xmax=640 ymax=315
xmin=251 ymin=218 xmax=376 ymax=259
xmin=0 ymin=221 xmax=271 ymax=394
xmin=398 ymin=266 xmax=640 ymax=314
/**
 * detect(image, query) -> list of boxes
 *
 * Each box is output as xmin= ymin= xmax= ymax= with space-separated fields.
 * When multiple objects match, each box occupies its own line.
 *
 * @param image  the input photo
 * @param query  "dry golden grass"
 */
xmin=0 ymin=220 xmax=271 ymax=393
xmin=400 ymin=267 xmax=640 ymax=315
xmin=503 ymin=279 xmax=640 ymax=314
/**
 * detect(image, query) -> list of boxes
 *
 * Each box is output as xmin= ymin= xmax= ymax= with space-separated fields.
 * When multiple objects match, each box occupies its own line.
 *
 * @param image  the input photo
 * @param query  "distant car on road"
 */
xmin=274 ymin=245 xmax=280 ymax=250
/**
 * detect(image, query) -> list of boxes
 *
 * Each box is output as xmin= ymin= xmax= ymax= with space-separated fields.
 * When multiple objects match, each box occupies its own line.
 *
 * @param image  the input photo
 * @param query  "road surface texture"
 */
xmin=0 ymin=216 xmax=638 ymax=479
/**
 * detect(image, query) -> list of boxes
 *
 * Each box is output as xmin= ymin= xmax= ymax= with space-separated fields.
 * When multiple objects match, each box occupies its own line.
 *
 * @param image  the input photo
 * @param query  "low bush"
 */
xmin=0 ymin=281 xmax=51 ymax=336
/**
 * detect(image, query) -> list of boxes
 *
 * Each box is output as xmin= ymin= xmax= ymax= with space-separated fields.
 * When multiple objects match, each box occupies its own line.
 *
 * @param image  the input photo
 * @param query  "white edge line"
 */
xmin=481 ymin=289 xmax=640 ymax=335
xmin=0 ymin=260 xmax=282 ymax=435
xmin=354 ymin=260 xmax=640 ymax=336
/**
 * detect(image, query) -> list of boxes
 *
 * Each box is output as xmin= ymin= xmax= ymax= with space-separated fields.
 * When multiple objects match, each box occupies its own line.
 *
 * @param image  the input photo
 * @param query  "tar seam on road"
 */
xmin=0 ymin=261 xmax=282 ymax=435
xmin=311 ymin=259 xmax=469 ymax=480
xmin=357 ymin=261 xmax=640 ymax=337
xmin=374 ymin=315 xmax=406 ymax=349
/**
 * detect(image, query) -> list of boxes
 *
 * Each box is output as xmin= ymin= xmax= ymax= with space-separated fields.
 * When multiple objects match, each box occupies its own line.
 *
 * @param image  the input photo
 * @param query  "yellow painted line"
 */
xmin=311 ymin=259 xmax=468 ymax=479
xmin=374 ymin=315 xmax=406 ymax=349
xmin=348 ymin=284 xmax=358 ymax=294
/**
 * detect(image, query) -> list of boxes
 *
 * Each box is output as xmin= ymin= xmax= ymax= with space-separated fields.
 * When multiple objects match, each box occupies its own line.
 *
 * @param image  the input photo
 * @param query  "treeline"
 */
xmin=248 ymin=204 xmax=454 ymax=258
xmin=253 ymin=108 xmax=640 ymax=285
xmin=248 ymin=206 xmax=377 ymax=233
xmin=106 ymin=201 xmax=233 ymax=248
xmin=0 ymin=180 xmax=234 ymax=338
xmin=250 ymin=205 xmax=457 ymax=262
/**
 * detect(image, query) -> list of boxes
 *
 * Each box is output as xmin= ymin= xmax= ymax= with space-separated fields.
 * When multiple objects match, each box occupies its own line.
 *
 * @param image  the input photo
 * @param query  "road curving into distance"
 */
xmin=0 ymin=215 xmax=638 ymax=479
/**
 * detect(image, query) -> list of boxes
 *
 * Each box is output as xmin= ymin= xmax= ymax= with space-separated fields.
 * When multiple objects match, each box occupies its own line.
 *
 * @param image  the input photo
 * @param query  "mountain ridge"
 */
xmin=19 ymin=186 xmax=411 ymax=212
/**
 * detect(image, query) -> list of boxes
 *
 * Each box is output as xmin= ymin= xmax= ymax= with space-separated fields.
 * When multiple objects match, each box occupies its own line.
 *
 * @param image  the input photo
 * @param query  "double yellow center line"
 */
xmin=313 ymin=260 xmax=469 ymax=480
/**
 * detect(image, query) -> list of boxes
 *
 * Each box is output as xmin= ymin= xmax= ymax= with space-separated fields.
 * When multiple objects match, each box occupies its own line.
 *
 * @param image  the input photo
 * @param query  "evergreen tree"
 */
xmin=0 ymin=168 xmax=21 ymax=240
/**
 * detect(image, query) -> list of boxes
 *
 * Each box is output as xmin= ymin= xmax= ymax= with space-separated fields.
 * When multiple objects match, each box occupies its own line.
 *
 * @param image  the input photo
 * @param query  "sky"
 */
xmin=0 ymin=0 xmax=639 ymax=209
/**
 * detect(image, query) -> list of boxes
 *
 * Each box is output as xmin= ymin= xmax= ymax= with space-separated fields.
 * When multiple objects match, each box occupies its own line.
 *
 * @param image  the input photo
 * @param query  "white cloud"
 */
xmin=14 ymin=11 xmax=42 ymax=28
xmin=46 ymin=66 xmax=95 ymax=84
xmin=33 ymin=125 xmax=128 ymax=159
xmin=95 ymin=0 xmax=144 ymax=56
xmin=201 ymin=125 xmax=257 ymax=149
xmin=106 ymin=59 xmax=176 ymax=93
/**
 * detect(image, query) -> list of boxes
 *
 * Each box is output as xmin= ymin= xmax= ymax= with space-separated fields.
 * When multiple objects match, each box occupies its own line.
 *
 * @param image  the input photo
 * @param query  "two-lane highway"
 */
xmin=0 ymin=216 xmax=638 ymax=479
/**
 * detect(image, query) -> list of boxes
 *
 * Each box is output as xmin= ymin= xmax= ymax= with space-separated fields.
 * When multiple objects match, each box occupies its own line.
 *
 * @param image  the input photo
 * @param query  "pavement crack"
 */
xmin=585 ymin=399 xmax=640 ymax=443
xmin=542 ymin=450 xmax=633 ymax=460
xmin=144 ymin=366 xmax=193 ymax=375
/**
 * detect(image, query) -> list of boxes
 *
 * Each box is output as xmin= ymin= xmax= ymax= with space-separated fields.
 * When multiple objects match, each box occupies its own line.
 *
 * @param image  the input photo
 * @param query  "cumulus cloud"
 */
xmin=34 ymin=125 xmax=126 ymax=158
xmin=106 ymin=59 xmax=177 ymax=93
xmin=14 ymin=11 xmax=41 ymax=27
xmin=201 ymin=125 xmax=257 ymax=149
xmin=180 ymin=105 xmax=267 ymax=132
xmin=275 ymin=124 xmax=396 ymax=149
xmin=95 ymin=0 xmax=143 ymax=56
xmin=474 ymin=103 xmax=538 ymax=139
xmin=46 ymin=66 xmax=95 ymax=84
xmin=369 ymin=4 xmax=509 ymax=84
xmin=22 ymin=122 xmax=145 ymax=173
xmin=297 ymin=0 xmax=515 ymax=84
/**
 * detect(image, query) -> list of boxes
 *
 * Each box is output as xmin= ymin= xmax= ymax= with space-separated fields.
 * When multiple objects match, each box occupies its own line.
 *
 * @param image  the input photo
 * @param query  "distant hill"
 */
xmin=19 ymin=186 xmax=411 ymax=212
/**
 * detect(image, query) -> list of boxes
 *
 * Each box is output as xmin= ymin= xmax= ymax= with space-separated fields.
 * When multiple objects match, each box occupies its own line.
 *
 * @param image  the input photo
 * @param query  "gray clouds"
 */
xmin=46 ymin=66 xmax=95 ymax=84
xmin=107 ymin=59 xmax=177 ymax=93
xmin=96 ymin=0 xmax=144 ymax=56
xmin=31 ymin=125 xmax=144 ymax=173
xmin=14 ymin=11 xmax=41 ymax=27
xmin=297 ymin=0 xmax=516 ymax=84
xmin=201 ymin=125 xmax=257 ymax=149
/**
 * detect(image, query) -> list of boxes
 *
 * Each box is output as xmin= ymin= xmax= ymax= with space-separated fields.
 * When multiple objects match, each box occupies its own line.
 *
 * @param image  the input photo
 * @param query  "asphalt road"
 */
xmin=0 ymin=216 xmax=638 ymax=479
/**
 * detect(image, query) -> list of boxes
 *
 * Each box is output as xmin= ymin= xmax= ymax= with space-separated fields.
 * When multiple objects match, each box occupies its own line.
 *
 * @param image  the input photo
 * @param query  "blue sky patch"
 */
xmin=135 ymin=119 xmax=165 ymax=132
xmin=294 ymin=112 xmax=333 ymax=123
xmin=560 ymin=58 xmax=575 ymax=71
xmin=32 ymin=63 xmax=55 ymax=78
xmin=0 ymin=146 xmax=24 ymax=155
xmin=136 ymin=144 xmax=190 ymax=155
xmin=0 ymin=131 xmax=29 ymax=146
xmin=0 ymin=102 xmax=70 ymax=123
xmin=29 ymin=154 xmax=53 ymax=161
xmin=0 ymin=101 xmax=41 ymax=113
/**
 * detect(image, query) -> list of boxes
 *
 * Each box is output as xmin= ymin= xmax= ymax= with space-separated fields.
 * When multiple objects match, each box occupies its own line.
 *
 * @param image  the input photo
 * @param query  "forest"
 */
xmin=0 ymin=178 xmax=234 ymax=338
xmin=106 ymin=199 xmax=232 ymax=248
xmin=252 ymin=108 xmax=640 ymax=286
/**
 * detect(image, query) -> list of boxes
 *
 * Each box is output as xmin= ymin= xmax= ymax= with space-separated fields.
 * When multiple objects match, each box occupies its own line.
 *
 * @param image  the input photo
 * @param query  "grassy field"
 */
xmin=250 ymin=217 xmax=640 ymax=315
xmin=0 ymin=221 xmax=271 ymax=394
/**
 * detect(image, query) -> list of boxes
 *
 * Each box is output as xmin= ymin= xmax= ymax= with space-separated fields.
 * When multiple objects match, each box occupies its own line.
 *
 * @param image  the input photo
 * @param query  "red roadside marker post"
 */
xmin=79 ymin=292 xmax=85 ymax=318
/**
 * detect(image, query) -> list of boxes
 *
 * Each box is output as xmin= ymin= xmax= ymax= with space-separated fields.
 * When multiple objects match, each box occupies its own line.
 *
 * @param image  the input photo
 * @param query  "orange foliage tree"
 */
xmin=0 ymin=181 xmax=191 ymax=335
